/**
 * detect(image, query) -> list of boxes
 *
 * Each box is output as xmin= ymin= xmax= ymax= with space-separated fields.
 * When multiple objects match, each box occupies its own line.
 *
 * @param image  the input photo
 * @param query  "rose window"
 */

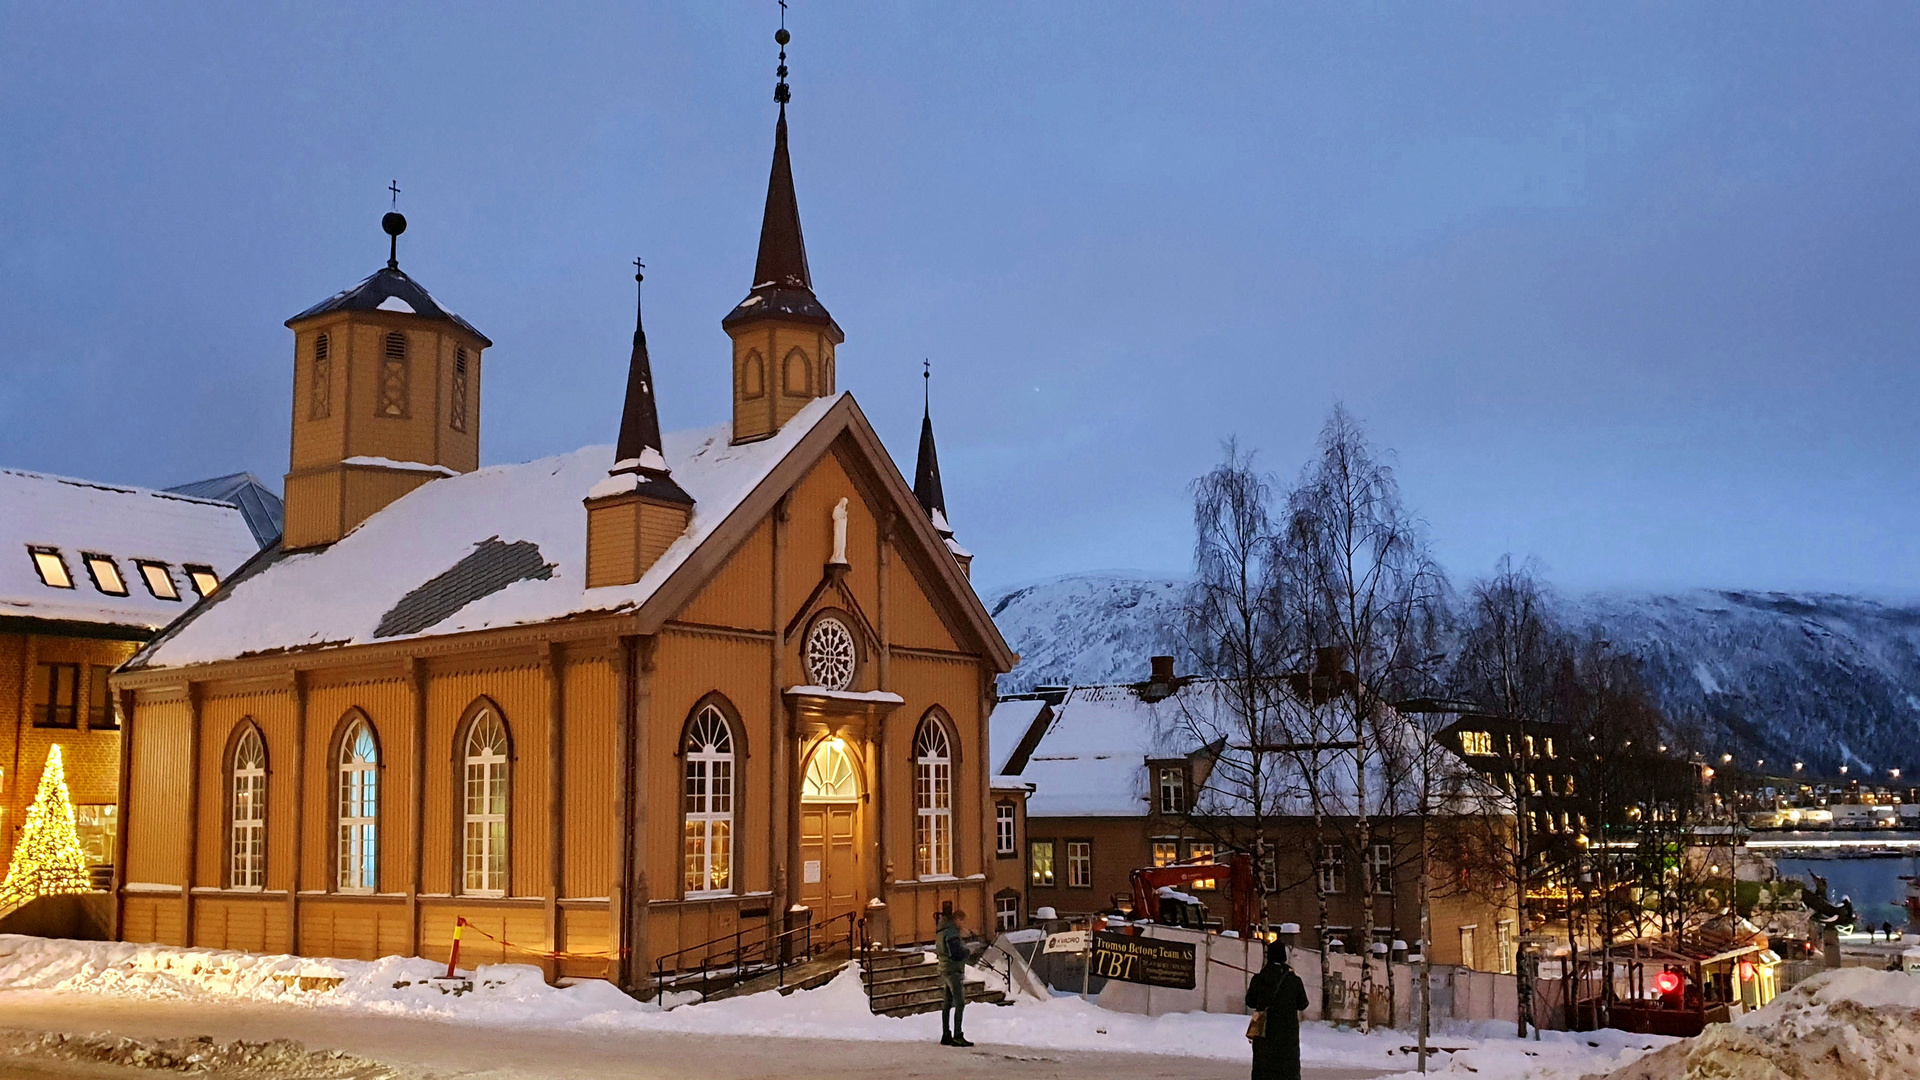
xmin=805 ymin=617 xmax=857 ymax=691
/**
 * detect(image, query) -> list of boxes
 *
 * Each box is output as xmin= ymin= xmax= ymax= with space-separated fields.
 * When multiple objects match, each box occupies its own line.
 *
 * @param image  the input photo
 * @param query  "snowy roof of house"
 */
xmin=129 ymin=394 xmax=870 ymax=670
xmin=286 ymin=266 xmax=491 ymax=346
xmin=1005 ymin=677 xmax=1491 ymax=820
xmin=988 ymin=698 xmax=1049 ymax=774
xmin=0 ymin=468 xmax=267 ymax=633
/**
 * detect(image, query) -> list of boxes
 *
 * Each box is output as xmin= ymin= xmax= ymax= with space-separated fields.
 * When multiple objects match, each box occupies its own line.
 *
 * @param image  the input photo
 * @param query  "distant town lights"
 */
xmin=1794 ymin=762 xmax=1804 ymax=772
xmin=1722 ymin=753 xmax=1734 ymax=764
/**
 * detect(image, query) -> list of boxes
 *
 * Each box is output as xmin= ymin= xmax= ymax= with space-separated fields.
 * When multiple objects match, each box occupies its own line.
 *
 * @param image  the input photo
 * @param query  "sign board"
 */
xmin=1044 ymin=930 xmax=1090 ymax=955
xmin=1091 ymin=930 xmax=1196 ymax=989
xmin=802 ymin=860 xmax=821 ymax=884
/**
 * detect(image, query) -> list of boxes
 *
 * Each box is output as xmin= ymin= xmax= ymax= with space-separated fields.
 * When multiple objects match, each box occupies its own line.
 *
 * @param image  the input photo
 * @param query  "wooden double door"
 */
xmin=798 ymin=739 xmax=863 ymax=925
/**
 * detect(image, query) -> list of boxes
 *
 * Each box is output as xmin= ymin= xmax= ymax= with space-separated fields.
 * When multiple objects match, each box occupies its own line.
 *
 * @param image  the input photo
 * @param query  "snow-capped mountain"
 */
xmin=986 ymin=572 xmax=1920 ymax=777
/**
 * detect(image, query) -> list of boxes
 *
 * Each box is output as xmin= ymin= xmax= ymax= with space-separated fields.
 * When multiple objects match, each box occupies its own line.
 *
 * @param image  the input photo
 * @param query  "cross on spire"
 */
xmin=388 ymin=180 xmax=402 ymax=207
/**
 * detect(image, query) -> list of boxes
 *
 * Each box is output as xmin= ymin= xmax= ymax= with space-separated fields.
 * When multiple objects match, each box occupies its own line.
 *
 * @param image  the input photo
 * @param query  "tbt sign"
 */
xmin=1091 ymin=930 xmax=1197 ymax=990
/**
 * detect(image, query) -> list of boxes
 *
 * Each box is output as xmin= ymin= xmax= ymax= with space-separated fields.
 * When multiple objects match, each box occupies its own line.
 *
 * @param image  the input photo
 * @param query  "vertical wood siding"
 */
xmin=648 ymin=631 xmax=772 ymax=898
xmin=675 ymin=520 xmax=774 ymax=630
xmin=304 ymin=678 xmax=412 ymax=896
xmin=125 ymin=697 xmax=190 ymax=885
xmin=561 ymin=650 xmax=618 ymax=899
xmin=425 ymin=661 xmax=549 ymax=898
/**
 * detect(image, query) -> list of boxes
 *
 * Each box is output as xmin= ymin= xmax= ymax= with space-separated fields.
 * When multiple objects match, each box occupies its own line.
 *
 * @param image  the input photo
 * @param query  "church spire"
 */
xmin=608 ymin=260 xmax=690 ymax=502
xmin=914 ymin=360 xmax=949 ymax=533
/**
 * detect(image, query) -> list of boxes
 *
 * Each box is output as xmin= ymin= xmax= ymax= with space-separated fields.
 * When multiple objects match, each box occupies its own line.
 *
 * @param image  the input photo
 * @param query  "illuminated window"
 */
xmin=378 ymin=332 xmax=409 ymax=417
xmin=1158 ymin=767 xmax=1187 ymax=814
xmin=1319 ymin=844 xmax=1346 ymax=895
xmin=1067 ymin=841 xmax=1092 ymax=888
xmin=310 ymin=332 xmax=331 ymax=420
xmin=230 ymin=727 xmax=267 ymax=890
xmin=1524 ymin=735 xmax=1537 ymax=758
xmin=184 ymin=564 xmax=219 ymax=598
xmin=82 ymin=553 xmax=127 ymax=595
xmin=75 ymin=805 xmax=116 ymax=866
xmin=1543 ymin=737 xmax=1556 ymax=759
xmin=33 ymin=663 xmax=79 ymax=728
xmin=1461 ymin=731 xmax=1494 ymax=756
xmin=463 ymin=709 xmax=509 ymax=896
xmin=914 ymin=718 xmax=954 ymax=878
xmin=1188 ymin=842 xmax=1216 ymax=890
xmin=137 ymin=561 xmax=180 ymax=601
xmin=1152 ymin=839 xmax=1179 ymax=868
xmin=28 ymin=547 xmax=73 ymax=589
xmin=336 ymin=719 xmax=378 ymax=892
xmin=995 ymin=802 xmax=1016 ymax=855
xmin=1029 ymin=841 xmax=1055 ymax=887
xmin=683 ymin=705 xmax=734 ymax=897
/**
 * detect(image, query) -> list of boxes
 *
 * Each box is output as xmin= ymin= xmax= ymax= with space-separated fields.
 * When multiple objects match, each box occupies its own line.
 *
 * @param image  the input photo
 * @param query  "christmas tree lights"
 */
xmin=0 ymin=745 xmax=92 ymax=908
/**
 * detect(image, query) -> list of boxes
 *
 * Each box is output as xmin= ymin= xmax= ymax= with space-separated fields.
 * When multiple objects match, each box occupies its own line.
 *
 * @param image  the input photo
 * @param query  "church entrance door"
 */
xmin=799 ymin=737 xmax=862 ymax=927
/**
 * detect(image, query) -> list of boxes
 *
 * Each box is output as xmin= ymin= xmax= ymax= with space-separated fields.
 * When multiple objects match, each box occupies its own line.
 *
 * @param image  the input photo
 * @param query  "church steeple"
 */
xmin=914 ymin=363 xmax=972 ymax=576
xmin=723 ymin=18 xmax=844 ymax=445
xmin=584 ymin=261 xmax=694 ymax=589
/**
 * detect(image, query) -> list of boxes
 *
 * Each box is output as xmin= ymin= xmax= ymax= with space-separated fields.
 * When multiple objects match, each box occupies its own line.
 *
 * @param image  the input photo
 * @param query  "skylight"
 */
xmin=137 ymin=561 xmax=180 ymax=601
xmin=83 ymin=553 xmax=128 ymax=596
xmin=28 ymin=546 xmax=73 ymax=589
xmin=184 ymin=564 xmax=219 ymax=598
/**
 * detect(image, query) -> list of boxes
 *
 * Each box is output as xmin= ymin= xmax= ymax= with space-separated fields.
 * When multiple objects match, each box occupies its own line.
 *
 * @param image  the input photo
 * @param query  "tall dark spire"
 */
xmin=914 ymin=361 xmax=952 ymax=537
xmin=610 ymin=259 xmax=691 ymax=504
xmin=722 ymin=17 xmax=841 ymax=338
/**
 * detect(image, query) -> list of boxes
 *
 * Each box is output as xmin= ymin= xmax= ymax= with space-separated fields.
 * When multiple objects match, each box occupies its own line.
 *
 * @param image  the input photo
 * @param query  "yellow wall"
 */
xmin=1 ymin=631 xmax=135 ymax=874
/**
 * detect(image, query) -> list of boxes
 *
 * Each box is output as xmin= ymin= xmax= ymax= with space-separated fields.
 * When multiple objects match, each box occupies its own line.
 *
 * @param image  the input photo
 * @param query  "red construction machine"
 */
xmin=1127 ymin=853 xmax=1257 ymax=938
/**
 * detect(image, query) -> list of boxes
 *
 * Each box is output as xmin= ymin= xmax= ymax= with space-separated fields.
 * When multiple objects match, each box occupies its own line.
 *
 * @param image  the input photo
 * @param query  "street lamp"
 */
xmin=1794 ymin=762 xmax=1803 ymax=772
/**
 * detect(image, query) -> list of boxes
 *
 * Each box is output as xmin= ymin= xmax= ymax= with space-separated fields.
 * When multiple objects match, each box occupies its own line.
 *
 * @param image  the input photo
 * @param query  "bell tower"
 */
xmin=723 ymin=23 xmax=844 ymax=445
xmin=282 ymin=208 xmax=492 ymax=549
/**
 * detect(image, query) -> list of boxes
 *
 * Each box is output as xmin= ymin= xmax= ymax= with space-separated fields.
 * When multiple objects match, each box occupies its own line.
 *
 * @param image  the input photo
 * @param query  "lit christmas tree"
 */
xmin=0 ymin=745 xmax=91 ymax=907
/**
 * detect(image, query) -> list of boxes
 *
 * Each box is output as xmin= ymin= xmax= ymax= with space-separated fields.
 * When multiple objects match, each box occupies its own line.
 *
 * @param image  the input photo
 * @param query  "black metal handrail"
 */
xmin=653 ymin=909 xmax=858 ymax=1006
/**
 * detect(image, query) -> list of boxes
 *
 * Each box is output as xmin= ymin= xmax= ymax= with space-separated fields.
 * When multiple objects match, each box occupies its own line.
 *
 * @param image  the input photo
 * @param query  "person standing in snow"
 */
xmin=1245 ymin=943 xmax=1310 ymax=1080
xmin=934 ymin=908 xmax=973 ymax=1047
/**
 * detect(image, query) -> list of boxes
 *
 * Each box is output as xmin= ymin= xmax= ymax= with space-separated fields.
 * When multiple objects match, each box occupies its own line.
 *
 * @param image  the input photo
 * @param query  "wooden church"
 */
xmin=111 ymin=42 xmax=1014 ymax=990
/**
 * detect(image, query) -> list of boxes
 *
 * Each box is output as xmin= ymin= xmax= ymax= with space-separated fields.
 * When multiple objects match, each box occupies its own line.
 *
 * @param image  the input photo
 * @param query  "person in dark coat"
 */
xmin=1246 ymin=944 xmax=1310 ymax=1080
xmin=934 ymin=909 xmax=973 ymax=1047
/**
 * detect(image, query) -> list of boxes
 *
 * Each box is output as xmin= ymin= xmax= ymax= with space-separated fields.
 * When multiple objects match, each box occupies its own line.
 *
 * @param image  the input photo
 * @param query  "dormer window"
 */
xmin=28 ymin=546 xmax=73 ymax=588
xmin=1158 ymin=766 xmax=1187 ymax=815
xmin=136 ymin=561 xmax=180 ymax=601
xmin=184 ymin=564 xmax=219 ymax=598
xmin=82 ymin=553 xmax=128 ymax=596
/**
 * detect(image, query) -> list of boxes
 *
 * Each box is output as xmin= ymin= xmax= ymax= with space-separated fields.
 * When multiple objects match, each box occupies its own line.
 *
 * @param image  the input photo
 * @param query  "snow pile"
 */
xmin=1590 ymin=968 xmax=1920 ymax=1080
xmin=1 ymin=1030 xmax=396 ymax=1080
xmin=0 ymin=935 xmax=1661 ymax=1076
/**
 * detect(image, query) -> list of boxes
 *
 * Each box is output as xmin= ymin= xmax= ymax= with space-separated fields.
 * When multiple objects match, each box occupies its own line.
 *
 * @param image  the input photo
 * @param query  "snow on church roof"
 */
xmin=130 ymin=394 xmax=847 ymax=671
xmin=0 ymin=468 xmax=265 ymax=632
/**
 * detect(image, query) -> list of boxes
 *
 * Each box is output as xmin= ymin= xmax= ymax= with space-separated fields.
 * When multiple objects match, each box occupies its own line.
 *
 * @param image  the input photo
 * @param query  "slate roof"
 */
xmin=286 ymin=266 xmax=492 ymax=346
xmin=0 ymin=468 xmax=270 ymax=633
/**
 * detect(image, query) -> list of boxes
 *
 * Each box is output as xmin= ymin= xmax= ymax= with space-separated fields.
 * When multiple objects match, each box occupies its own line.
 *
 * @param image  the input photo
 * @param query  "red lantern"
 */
xmin=1655 ymin=970 xmax=1683 ymax=996
xmin=1739 ymin=961 xmax=1755 ymax=982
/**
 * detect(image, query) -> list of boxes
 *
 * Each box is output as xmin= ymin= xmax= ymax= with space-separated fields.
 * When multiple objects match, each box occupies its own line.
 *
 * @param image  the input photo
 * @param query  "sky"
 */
xmin=4 ymin=3 xmax=1918 ymax=599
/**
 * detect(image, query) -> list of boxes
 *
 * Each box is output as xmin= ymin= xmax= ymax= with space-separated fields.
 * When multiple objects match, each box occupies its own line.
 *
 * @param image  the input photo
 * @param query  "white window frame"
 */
xmin=1066 ymin=840 xmax=1092 ymax=888
xmin=1151 ymin=838 xmax=1180 ymax=868
xmin=1158 ymin=767 xmax=1186 ymax=814
xmin=462 ymin=709 xmax=509 ymax=897
xmin=914 ymin=719 xmax=954 ymax=878
xmin=1187 ymin=841 xmax=1216 ymax=890
xmin=1319 ymin=844 xmax=1346 ymax=895
xmin=1029 ymin=840 xmax=1055 ymax=887
xmin=336 ymin=720 xmax=378 ymax=893
xmin=1496 ymin=920 xmax=1516 ymax=975
xmin=683 ymin=705 xmax=735 ymax=898
xmin=995 ymin=802 xmax=1015 ymax=855
xmin=1369 ymin=842 xmax=1393 ymax=894
xmin=230 ymin=728 xmax=267 ymax=890
xmin=996 ymin=894 xmax=1019 ymax=931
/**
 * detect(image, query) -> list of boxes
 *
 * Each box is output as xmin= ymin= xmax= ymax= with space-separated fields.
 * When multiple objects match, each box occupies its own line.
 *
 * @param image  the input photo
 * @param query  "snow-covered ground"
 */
xmin=0 ymin=935 xmax=1669 ymax=1079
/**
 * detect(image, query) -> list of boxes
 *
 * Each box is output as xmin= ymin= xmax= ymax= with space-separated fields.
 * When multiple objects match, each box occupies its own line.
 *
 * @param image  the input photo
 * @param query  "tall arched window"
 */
xmin=683 ymin=704 xmax=734 ymax=897
xmin=230 ymin=726 xmax=267 ymax=890
xmin=337 ymin=718 xmax=379 ymax=892
xmin=741 ymin=350 xmax=765 ymax=398
xmin=783 ymin=348 xmax=810 ymax=396
xmin=914 ymin=717 xmax=954 ymax=878
xmin=462 ymin=708 xmax=509 ymax=896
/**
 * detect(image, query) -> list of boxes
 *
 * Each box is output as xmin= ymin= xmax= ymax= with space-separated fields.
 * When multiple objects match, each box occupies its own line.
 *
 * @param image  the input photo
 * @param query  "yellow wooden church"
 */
xmin=111 ymin=51 xmax=1014 ymax=991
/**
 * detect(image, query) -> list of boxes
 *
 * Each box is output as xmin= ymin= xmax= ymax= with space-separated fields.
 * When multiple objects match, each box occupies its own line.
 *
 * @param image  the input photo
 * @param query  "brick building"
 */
xmin=1 ymin=468 xmax=273 ymax=888
xmin=992 ymin=660 xmax=1520 ymax=972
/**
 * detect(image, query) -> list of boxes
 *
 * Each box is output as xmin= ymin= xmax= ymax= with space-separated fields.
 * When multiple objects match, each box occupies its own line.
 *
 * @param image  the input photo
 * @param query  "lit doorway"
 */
xmin=799 ymin=736 xmax=862 ymax=925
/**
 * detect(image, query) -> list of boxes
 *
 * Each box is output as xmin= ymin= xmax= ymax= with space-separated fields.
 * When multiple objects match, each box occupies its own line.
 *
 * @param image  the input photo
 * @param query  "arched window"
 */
xmin=337 ymin=718 xmax=379 ymax=891
xmin=783 ymin=348 xmax=810 ymax=396
xmin=378 ymin=332 xmax=409 ymax=418
xmin=741 ymin=350 xmax=765 ymax=398
xmin=683 ymin=704 xmax=734 ymax=897
xmin=803 ymin=738 xmax=858 ymax=801
xmin=462 ymin=708 xmax=509 ymax=896
xmin=229 ymin=726 xmax=267 ymax=890
xmin=914 ymin=717 xmax=954 ymax=878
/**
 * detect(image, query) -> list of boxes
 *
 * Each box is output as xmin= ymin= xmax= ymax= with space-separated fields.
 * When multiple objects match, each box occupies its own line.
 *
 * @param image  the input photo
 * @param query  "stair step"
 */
xmin=874 ymin=986 xmax=1006 ymax=1018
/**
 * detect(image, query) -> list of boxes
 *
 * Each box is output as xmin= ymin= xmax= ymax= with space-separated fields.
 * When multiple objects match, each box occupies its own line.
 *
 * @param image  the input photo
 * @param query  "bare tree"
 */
xmin=1283 ymin=405 xmax=1446 ymax=1033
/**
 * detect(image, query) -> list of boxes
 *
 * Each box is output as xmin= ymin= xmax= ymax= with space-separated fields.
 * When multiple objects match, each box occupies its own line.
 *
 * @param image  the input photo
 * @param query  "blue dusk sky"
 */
xmin=3 ymin=3 xmax=1917 ymax=597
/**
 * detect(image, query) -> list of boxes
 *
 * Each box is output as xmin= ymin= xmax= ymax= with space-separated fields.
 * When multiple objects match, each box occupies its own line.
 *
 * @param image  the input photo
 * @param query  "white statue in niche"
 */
xmin=830 ymin=497 xmax=849 ymax=566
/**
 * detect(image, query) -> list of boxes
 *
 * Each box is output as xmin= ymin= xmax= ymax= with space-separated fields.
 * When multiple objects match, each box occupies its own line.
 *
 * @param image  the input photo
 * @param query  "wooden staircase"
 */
xmin=861 ymin=949 xmax=1007 ymax=1017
